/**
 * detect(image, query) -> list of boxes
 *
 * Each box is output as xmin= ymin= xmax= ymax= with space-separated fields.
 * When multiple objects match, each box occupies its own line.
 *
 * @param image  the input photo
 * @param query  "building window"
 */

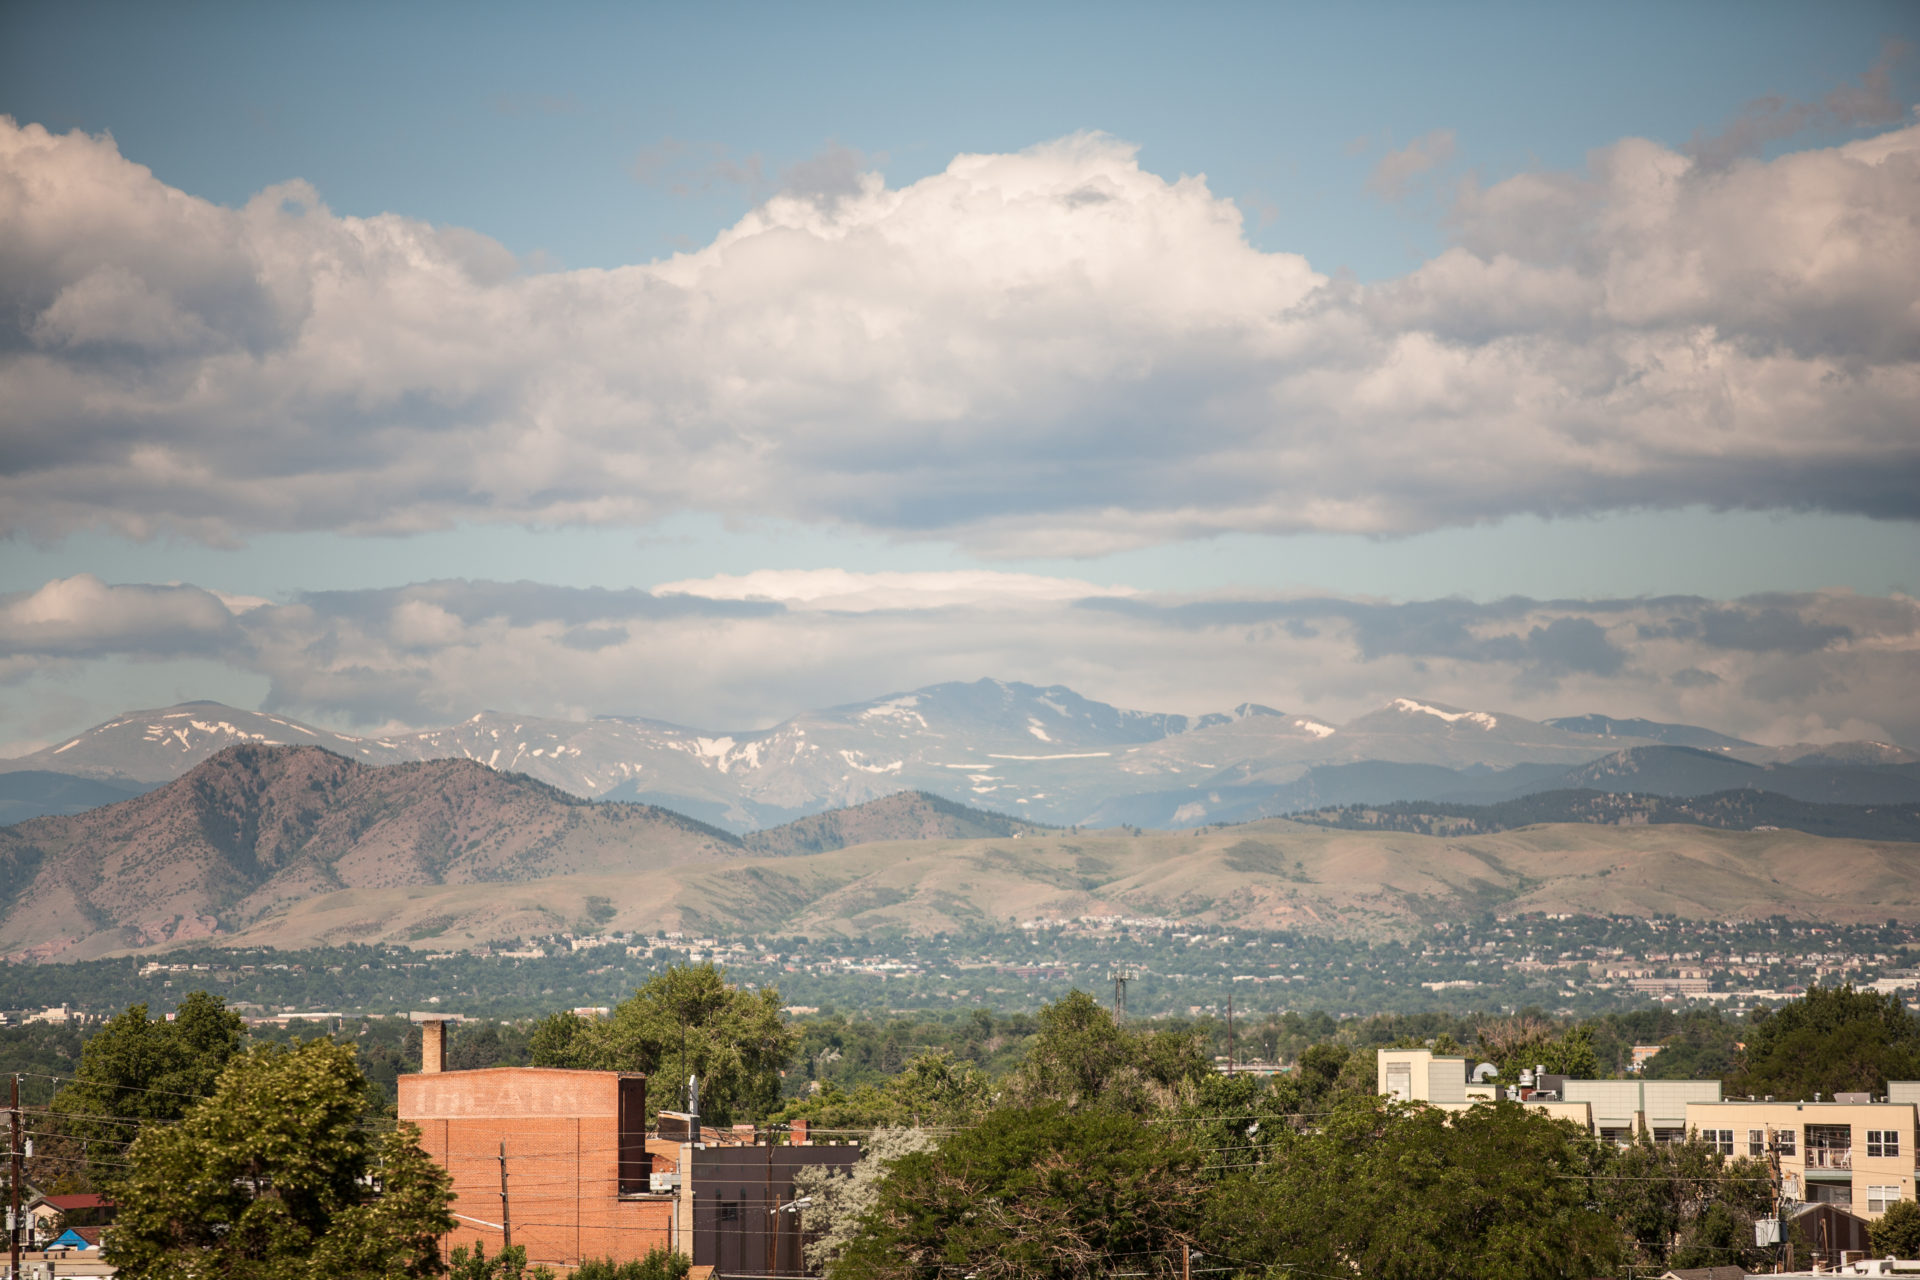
xmin=1811 ymin=1182 xmax=1854 ymax=1207
xmin=1869 ymin=1186 xmax=1903 ymax=1214
xmin=1806 ymin=1124 xmax=1852 ymax=1169
xmin=1701 ymin=1129 xmax=1734 ymax=1156
xmin=1868 ymin=1130 xmax=1902 ymax=1158
xmin=1749 ymin=1129 xmax=1766 ymax=1157
xmin=1385 ymin=1064 xmax=1411 ymax=1102
xmin=1777 ymin=1128 xmax=1797 ymax=1157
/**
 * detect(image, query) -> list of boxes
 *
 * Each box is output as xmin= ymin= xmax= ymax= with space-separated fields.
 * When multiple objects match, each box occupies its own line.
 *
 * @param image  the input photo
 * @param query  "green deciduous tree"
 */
xmin=528 ymin=963 xmax=796 ymax=1125
xmin=104 ymin=1038 xmax=454 ymax=1280
xmin=570 ymin=1247 xmax=691 ymax=1280
xmin=1210 ymin=1096 xmax=1621 ymax=1280
xmin=447 ymin=1242 xmax=558 ymax=1280
xmin=1595 ymin=1136 xmax=1772 ymax=1271
xmin=793 ymin=1127 xmax=938 ymax=1272
xmin=1731 ymin=983 xmax=1920 ymax=1097
xmin=1871 ymin=1198 xmax=1920 ymax=1258
xmin=779 ymin=1050 xmax=991 ymax=1129
xmin=1473 ymin=1016 xmax=1599 ymax=1079
xmin=51 ymin=991 xmax=245 ymax=1140
xmin=1004 ymin=990 xmax=1209 ymax=1112
xmin=834 ymin=1104 xmax=1206 ymax=1280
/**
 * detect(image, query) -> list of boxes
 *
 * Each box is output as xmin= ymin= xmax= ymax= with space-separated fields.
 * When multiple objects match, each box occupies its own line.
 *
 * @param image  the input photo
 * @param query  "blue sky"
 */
xmin=1 ymin=1 xmax=1918 ymax=748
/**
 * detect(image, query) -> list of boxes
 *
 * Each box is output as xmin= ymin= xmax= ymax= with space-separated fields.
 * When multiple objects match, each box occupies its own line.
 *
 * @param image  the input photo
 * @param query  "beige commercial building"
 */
xmin=1374 ymin=1049 xmax=1920 ymax=1220
xmin=1374 ymin=1048 xmax=1605 ymax=1129
xmin=1686 ymin=1098 xmax=1918 ymax=1217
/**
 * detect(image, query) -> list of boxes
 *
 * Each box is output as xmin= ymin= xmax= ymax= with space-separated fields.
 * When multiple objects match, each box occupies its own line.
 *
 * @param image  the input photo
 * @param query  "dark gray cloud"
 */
xmin=3 ymin=574 xmax=1915 ymax=750
xmin=0 ymin=576 xmax=247 ymax=661
xmin=1698 ymin=607 xmax=1851 ymax=654
xmin=1082 ymin=594 xmax=1631 ymax=687
xmin=293 ymin=580 xmax=781 ymax=629
xmin=779 ymin=143 xmax=873 ymax=204
xmin=1687 ymin=40 xmax=1910 ymax=168
xmin=1521 ymin=616 xmax=1626 ymax=677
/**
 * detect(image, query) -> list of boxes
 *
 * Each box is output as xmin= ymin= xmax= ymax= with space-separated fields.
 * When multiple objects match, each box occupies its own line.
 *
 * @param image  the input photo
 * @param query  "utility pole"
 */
xmin=497 ymin=1140 xmax=512 ymax=1254
xmin=1109 ymin=968 xmax=1135 ymax=1019
xmin=765 ymin=1140 xmax=776 ymax=1279
xmin=1182 ymin=1241 xmax=1190 ymax=1280
xmin=1767 ymin=1126 xmax=1789 ymax=1273
xmin=10 ymin=1074 xmax=21 ymax=1280
xmin=1227 ymin=995 xmax=1235 ymax=1075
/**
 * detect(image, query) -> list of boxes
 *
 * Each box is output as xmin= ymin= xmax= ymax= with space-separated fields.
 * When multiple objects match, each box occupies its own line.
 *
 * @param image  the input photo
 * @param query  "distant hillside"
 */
xmin=0 ymin=744 xmax=743 ymax=962
xmin=198 ymin=818 xmax=1920 ymax=953
xmin=744 ymin=790 xmax=1056 ymax=855
xmin=0 ymin=771 xmax=150 ymax=825
xmin=1512 ymin=746 xmax=1920 ymax=806
xmin=1291 ymin=788 xmax=1920 ymax=843
xmin=1546 ymin=714 xmax=1755 ymax=751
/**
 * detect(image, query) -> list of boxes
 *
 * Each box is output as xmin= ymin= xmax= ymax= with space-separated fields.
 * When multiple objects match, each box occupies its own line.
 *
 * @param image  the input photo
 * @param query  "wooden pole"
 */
xmin=1183 ymin=1241 xmax=1190 ymax=1280
xmin=498 ymin=1140 xmax=512 ymax=1253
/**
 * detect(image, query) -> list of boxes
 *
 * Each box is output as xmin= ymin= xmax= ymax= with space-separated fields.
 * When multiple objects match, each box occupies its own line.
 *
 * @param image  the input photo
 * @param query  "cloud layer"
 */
xmin=3 ymin=572 xmax=1915 ymax=750
xmin=3 ymin=116 xmax=1918 ymax=554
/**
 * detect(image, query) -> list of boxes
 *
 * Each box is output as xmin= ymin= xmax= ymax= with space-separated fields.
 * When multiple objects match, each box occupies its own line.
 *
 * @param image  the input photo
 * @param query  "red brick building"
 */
xmin=398 ymin=1021 xmax=864 ymax=1276
xmin=399 ymin=1023 xmax=678 ymax=1270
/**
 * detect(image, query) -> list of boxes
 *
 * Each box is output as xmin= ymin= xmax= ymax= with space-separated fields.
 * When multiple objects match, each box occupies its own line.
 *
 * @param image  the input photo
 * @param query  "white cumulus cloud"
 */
xmin=654 ymin=568 xmax=1131 ymax=611
xmin=1 ymin=116 xmax=1917 ymax=553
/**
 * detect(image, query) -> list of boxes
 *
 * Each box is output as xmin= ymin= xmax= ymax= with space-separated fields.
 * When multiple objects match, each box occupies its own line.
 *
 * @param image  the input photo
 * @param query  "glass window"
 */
xmin=1701 ymin=1128 xmax=1734 ymax=1156
xmin=1748 ymin=1129 xmax=1766 ymax=1157
xmin=1868 ymin=1129 xmax=1902 ymax=1158
xmin=1806 ymin=1124 xmax=1850 ymax=1168
xmin=1777 ymin=1128 xmax=1797 ymax=1156
xmin=1385 ymin=1064 xmax=1411 ymax=1102
xmin=1870 ymin=1185 xmax=1903 ymax=1214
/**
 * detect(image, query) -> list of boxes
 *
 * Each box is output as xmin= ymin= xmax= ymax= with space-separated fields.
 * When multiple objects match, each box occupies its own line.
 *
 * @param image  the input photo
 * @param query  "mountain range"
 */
xmin=0 ymin=744 xmax=1055 ymax=961
xmin=7 ymin=743 xmax=1920 ymax=961
xmin=4 ymin=681 xmax=1913 ymax=831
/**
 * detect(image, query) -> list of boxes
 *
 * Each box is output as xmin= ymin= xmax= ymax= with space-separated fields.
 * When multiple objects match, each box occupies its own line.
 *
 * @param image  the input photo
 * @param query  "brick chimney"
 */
xmin=789 ymin=1119 xmax=809 ymax=1146
xmin=421 ymin=1019 xmax=446 ymax=1074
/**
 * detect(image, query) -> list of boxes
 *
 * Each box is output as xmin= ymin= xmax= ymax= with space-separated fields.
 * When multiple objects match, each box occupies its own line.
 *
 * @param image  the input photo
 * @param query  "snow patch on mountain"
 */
xmin=1389 ymin=698 xmax=1498 ymax=730
xmin=840 ymin=750 xmax=904 ymax=774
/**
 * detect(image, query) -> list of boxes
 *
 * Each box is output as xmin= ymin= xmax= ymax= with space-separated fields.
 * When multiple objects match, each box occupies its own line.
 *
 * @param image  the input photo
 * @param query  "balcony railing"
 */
xmin=1805 ymin=1147 xmax=1853 ymax=1170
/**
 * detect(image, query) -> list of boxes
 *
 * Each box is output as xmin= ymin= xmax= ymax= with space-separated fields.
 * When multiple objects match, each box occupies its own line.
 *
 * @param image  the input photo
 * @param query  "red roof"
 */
xmin=36 ymin=1193 xmax=113 ymax=1211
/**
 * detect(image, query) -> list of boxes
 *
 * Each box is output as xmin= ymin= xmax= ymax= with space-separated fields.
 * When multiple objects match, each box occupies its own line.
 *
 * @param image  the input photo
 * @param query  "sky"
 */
xmin=2 ymin=1 xmax=1918 ymax=752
